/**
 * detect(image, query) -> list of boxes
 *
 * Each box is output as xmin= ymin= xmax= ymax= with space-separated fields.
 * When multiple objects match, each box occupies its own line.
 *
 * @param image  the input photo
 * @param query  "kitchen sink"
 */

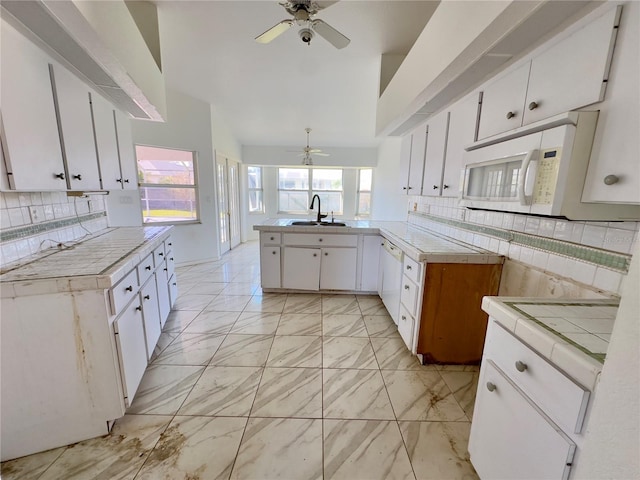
xmin=288 ymin=220 xmax=348 ymax=227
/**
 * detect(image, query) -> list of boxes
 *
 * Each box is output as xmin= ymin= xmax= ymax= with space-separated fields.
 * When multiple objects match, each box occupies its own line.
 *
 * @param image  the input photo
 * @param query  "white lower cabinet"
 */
xmin=113 ymin=298 xmax=147 ymax=408
xmin=469 ymin=360 xmax=576 ymax=480
xmin=360 ymin=235 xmax=381 ymax=291
xmin=320 ymin=247 xmax=357 ymax=290
xmin=140 ymin=277 xmax=161 ymax=361
xmin=398 ymin=305 xmax=415 ymax=351
xmin=156 ymin=262 xmax=171 ymax=326
xmin=261 ymin=246 xmax=281 ymax=289
xmin=282 ymin=247 xmax=321 ymax=291
xmin=168 ymin=274 xmax=178 ymax=310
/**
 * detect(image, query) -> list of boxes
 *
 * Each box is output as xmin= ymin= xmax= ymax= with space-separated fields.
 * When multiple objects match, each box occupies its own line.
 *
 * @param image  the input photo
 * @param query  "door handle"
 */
xmin=517 ymin=149 xmax=538 ymax=206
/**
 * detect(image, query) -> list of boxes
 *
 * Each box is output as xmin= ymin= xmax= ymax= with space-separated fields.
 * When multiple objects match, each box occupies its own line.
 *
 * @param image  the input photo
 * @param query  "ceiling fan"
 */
xmin=255 ymin=1 xmax=350 ymax=49
xmin=288 ymin=128 xmax=329 ymax=165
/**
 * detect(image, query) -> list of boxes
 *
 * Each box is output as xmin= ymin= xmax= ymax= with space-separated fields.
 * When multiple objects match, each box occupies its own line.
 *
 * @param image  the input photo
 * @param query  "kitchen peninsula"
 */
xmin=254 ymin=219 xmax=504 ymax=364
xmin=0 ymin=226 xmax=176 ymax=461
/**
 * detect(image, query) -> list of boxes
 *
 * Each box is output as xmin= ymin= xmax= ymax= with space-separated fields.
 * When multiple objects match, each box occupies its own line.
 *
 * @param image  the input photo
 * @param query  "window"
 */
xmin=247 ymin=166 xmax=264 ymax=213
xmin=357 ymin=168 xmax=372 ymax=216
xmin=278 ymin=168 xmax=343 ymax=214
xmin=136 ymin=145 xmax=199 ymax=224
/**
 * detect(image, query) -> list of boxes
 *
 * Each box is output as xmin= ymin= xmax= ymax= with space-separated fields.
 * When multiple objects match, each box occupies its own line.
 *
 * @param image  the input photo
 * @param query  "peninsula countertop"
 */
xmin=0 ymin=226 xmax=173 ymax=296
xmin=254 ymin=219 xmax=504 ymax=264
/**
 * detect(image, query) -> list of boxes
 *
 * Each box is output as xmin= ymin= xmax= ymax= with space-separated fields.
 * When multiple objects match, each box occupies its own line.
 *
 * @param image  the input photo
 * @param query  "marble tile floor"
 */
xmin=1 ymin=241 xmax=480 ymax=480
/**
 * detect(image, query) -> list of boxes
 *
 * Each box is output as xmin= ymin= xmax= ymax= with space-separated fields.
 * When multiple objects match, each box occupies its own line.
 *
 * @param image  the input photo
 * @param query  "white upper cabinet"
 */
xmin=0 ymin=20 xmax=66 ymax=190
xmin=51 ymin=64 xmax=101 ymax=190
xmin=398 ymin=125 xmax=427 ymax=195
xmin=91 ymin=92 xmax=121 ymax=190
xmin=583 ymin=2 xmax=640 ymax=204
xmin=422 ymin=111 xmax=450 ymax=197
xmin=114 ymin=110 xmax=137 ymax=190
xmin=442 ymin=93 xmax=479 ymax=196
xmin=477 ymin=63 xmax=530 ymax=140
xmin=477 ymin=5 xmax=620 ymax=140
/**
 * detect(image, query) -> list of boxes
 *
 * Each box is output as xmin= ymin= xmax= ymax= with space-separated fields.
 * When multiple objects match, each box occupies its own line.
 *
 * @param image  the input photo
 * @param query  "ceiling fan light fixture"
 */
xmin=302 ymin=154 xmax=313 ymax=165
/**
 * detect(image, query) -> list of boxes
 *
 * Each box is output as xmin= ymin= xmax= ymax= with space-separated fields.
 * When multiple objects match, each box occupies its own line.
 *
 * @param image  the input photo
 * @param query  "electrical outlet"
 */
xmin=28 ymin=206 xmax=43 ymax=223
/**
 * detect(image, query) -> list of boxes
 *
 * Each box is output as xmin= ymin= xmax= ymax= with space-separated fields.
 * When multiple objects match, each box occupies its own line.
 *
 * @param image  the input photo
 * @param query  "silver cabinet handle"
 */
xmin=604 ymin=175 xmax=619 ymax=185
xmin=528 ymin=101 xmax=539 ymax=110
xmin=515 ymin=361 xmax=528 ymax=372
xmin=506 ymin=111 xmax=516 ymax=119
xmin=486 ymin=382 xmax=497 ymax=392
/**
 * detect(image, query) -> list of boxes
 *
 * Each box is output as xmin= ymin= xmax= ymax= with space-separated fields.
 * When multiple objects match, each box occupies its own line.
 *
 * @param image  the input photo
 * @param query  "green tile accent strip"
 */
xmin=0 ymin=212 xmax=107 ymax=243
xmin=505 ymin=301 xmax=618 ymax=363
xmin=409 ymin=211 xmax=632 ymax=274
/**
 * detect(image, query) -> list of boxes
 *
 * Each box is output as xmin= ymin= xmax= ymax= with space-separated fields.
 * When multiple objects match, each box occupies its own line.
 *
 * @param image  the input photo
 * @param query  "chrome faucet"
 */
xmin=309 ymin=194 xmax=326 ymax=223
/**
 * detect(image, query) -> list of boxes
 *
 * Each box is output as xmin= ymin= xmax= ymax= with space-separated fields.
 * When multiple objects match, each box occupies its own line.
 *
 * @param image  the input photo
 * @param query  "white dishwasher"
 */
xmin=378 ymin=239 xmax=403 ymax=325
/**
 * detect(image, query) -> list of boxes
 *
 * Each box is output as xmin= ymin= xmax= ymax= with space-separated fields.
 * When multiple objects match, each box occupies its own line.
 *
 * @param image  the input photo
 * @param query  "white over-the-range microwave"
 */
xmin=459 ymin=111 xmax=639 ymax=221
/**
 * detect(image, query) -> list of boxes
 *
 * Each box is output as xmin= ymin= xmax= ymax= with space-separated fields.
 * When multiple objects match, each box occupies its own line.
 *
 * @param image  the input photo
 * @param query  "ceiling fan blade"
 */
xmin=315 ymin=153 xmax=330 ymax=157
xmin=308 ymin=149 xmax=324 ymax=153
xmin=311 ymin=19 xmax=350 ymax=49
xmin=315 ymin=1 xmax=339 ymax=11
xmin=255 ymin=19 xmax=293 ymax=44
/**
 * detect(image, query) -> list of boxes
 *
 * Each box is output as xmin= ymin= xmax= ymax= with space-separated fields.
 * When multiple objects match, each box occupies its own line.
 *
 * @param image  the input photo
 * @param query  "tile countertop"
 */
xmin=0 ymin=226 xmax=172 ymax=297
xmin=482 ymin=296 xmax=619 ymax=390
xmin=254 ymin=219 xmax=504 ymax=264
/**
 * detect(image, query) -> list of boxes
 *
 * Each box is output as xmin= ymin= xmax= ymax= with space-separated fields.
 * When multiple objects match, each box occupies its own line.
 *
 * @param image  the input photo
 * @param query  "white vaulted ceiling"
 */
xmin=154 ymin=1 xmax=438 ymax=148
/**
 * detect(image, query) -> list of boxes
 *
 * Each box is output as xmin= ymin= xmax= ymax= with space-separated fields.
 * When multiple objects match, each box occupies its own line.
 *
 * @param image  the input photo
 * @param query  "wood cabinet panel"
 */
xmin=417 ymin=263 xmax=502 ymax=364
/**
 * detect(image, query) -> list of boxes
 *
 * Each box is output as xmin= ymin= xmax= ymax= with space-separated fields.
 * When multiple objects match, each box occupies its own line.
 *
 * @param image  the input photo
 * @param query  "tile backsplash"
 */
xmin=0 ymin=191 xmax=109 ymax=267
xmin=408 ymin=196 xmax=638 ymax=297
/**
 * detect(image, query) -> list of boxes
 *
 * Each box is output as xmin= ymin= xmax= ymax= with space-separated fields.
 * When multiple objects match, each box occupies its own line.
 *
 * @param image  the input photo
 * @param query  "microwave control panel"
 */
xmin=533 ymin=148 xmax=562 ymax=204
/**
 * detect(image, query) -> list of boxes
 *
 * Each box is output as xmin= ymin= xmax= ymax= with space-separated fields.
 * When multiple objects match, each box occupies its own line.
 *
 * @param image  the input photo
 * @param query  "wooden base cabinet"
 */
xmin=417 ymin=263 xmax=502 ymax=364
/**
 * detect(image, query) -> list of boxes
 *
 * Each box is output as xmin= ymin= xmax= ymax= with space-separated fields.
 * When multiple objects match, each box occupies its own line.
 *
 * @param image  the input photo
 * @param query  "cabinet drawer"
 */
xmin=153 ymin=244 xmax=166 ymax=267
xmin=165 ymin=236 xmax=174 ymax=253
xmin=486 ymin=321 xmax=590 ymax=433
xmin=137 ymin=253 xmax=155 ymax=286
xmin=403 ymin=256 xmax=422 ymax=284
xmin=110 ymin=269 xmax=139 ymax=315
xmin=283 ymin=233 xmax=357 ymax=247
xmin=262 ymin=232 xmax=281 ymax=245
xmin=398 ymin=304 xmax=415 ymax=352
xmin=400 ymin=276 xmax=419 ymax=317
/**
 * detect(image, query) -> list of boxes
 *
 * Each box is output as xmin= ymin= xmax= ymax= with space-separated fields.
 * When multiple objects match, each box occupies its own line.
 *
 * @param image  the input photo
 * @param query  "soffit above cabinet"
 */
xmin=1 ymin=0 xmax=166 ymax=121
xmin=378 ymin=0 xmax=598 ymax=137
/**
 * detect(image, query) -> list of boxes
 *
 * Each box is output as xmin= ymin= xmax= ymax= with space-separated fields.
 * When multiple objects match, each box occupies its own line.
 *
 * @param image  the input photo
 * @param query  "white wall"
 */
xmin=573 ymin=242 xmax=640 ymax=479
xmin=123 ymin=88 xmax=220 ymax=264
xmin=243 ymin=145 xmax=377 ymax=167
xmin=370 ymin=137 xmax=408 ymax=221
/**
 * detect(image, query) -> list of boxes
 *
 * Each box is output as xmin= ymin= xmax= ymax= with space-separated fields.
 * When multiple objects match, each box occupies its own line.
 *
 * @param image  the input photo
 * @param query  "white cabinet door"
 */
xmin=282 ymin=247 xmax=321 ymax=291
xmin=114 ymin=110 xmax=137 ymax=190
xmin=583 ymin=2 xmax=639 ymax=204
xmin=398 ymin=304 xmax=415 ymax=352
xmin=168 ymin=274 xmax=178 ymax=309
xmin=469 ymin=360 xmax=576 ymax=480
xmin=422 ymin=111 xmax=450 ymax=197
xmin=407 ymin=124 xmax=427 ymax=195
xmin=360 ymin=235 xmax=381 ymax=292
xmin=524 ymin=6 xmax=619 ymax=126
xmin=379 ymin=246 xmax=402 ymax=325
xmin=90 ymin=92 xmax=121 ymax=190
xmin=0 ymin=21 xmax=66 ymax=190
xmin=442 ymin=93 xmax=479 ymax=196
xmin=51 ymin=64 xmax=101 ymax=190
xmin=398 ymin=133 xmax=413 ymax=194
xmin=320 ymin=248 xmax=357 ymax=291
xmin=156 ymin=264 xmax=171 ymax=327
xmin=140 ymin=278 xmax=161 ymax=361
xmin=477 ymin=62 xmax=531 ymax=140
xmin=261 ymin=246 xmax=281 ymax=289
xmin=113 ymin=299 xmax=147 ymax=407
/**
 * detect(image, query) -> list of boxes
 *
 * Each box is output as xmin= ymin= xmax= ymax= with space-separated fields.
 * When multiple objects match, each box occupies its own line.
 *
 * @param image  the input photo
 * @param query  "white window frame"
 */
xmin=247 ymin=165 xmax=264 ymax=214
xmin=356 ymin=168 xmax=373 ymax=217
xmin=277 ymin=167 xmax=344 ymax=215
xmin=137 ymin=145 xmax=200 ymax=225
